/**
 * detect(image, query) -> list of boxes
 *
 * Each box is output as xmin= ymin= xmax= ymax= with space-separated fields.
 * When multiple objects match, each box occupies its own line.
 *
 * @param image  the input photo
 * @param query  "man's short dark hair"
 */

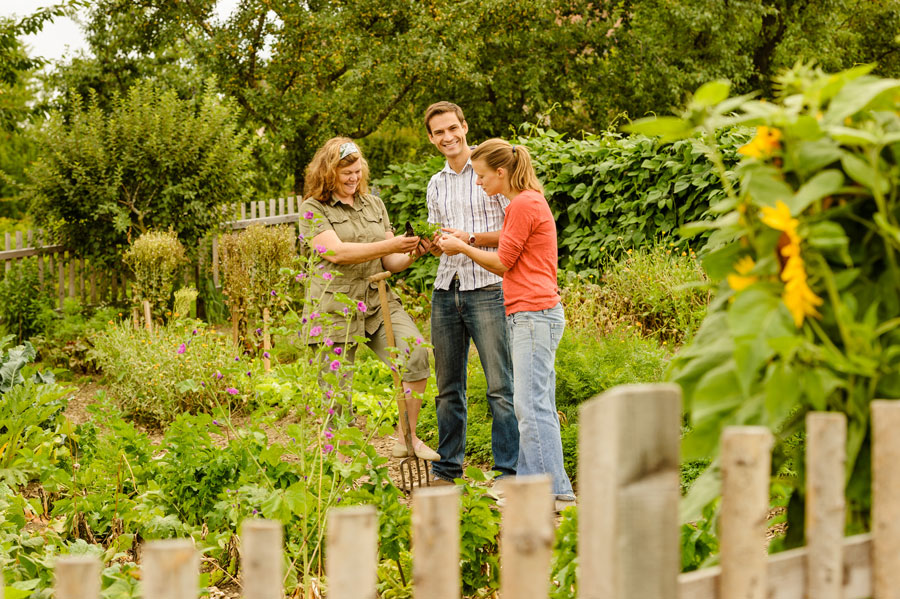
xmin=424 ymin=101 xmax=466 ymax=134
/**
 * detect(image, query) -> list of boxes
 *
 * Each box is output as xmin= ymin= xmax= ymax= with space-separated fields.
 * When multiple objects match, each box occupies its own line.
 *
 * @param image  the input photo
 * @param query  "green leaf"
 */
xmin=764 ymin=362 xmax=800 ymax=427
xmin=841 ymin=152 xmax=888 ymax=194
xmin=788 ymin=170 xmax=843 ymax=214
xmin=825 ymin=77 xmax=900 ymax=125
xmin=624 ymin=117 xmax=692 ymax=141
xmin=827 ymin=126 xmax=879 ymax=146
xmin=744 ymin=165 xmax=794 ymax=208
xmin=692 ymin=80 xmax=731 ymax=108
xmin=4 ymin=587 xmax=33 ymax=599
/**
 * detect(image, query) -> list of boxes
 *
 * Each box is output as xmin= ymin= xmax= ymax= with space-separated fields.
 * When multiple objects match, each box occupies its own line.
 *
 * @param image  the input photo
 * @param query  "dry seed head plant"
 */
xmin=122 ymin=230 xmax=187 ymax=312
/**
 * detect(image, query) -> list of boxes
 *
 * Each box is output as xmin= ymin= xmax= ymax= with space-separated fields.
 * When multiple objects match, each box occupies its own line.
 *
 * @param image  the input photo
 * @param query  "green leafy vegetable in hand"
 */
xmin=403 ymin=221 xmax=442 ymax=239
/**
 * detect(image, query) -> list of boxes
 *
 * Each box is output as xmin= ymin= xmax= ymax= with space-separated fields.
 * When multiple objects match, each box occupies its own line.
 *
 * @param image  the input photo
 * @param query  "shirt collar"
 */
xmin=440 ymin=158 xmax=473 ymax=176
xmin=324 ymin=192 xmax=367 ymax=210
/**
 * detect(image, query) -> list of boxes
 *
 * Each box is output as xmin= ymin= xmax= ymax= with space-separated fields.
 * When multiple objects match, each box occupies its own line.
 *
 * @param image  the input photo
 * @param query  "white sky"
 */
xmin=0 ymin=0 xmax=240 ymax=63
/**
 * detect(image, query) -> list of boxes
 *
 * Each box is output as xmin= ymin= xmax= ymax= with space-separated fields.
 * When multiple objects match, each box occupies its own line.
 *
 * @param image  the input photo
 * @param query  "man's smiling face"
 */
xmin=427 ymin=111 xmax=469 ymax=160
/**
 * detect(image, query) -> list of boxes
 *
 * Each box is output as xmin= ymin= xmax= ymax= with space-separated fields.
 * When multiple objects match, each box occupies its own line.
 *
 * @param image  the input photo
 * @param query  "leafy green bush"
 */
xmin=91 ymin=320 xmax=258 ymax=426
xmin=122 ymin=230 xmax=187 ymax=314
xmin=0 ymin=336 xmax=70 ymax=487
xmin=0 ymin=258 xmax=55 ymax=343
xmin=31 ymin=299 xmax=120 ymax=375
xmin=26 ymin=79 xmax=255 ymax=269
xmin=555 ymin=328 xmax=669 ymax=418
xmin=597 ymin=245 xmax=709 ymax=344
xmin=375 ymin=126 xmax=748 ymax=277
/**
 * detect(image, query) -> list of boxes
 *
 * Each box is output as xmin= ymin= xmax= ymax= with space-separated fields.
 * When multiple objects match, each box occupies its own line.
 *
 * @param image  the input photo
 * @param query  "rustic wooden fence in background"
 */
xmin=0 ymin=197 xmax=305 ymax=309
xmin=26 ymin=384 xmax=900 ymax=598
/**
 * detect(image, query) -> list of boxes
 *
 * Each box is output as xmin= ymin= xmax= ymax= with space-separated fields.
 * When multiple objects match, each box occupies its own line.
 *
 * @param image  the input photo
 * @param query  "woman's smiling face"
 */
xmin=334 ymin=160 xmax=362 ymax=200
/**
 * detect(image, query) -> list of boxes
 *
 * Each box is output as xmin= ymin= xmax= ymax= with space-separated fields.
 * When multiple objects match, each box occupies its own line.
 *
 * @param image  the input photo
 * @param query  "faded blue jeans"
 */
xmin=508 ymin=303 xmax=575 ymax=500
xmin=431 ymin=281 xmax=519 ymax=482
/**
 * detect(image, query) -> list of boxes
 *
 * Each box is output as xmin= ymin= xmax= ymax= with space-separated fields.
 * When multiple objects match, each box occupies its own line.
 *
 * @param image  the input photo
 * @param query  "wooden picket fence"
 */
xmin=0 ymin=197 xmax=306 ymax=309
xmin=33 ymin=383 xmax=900 ymax=598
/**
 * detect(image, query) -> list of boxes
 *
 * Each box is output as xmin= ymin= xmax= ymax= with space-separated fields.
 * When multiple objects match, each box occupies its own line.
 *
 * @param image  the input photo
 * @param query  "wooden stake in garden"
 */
xmin=500 ymin=475 xmax=554 ymax=599
xmin=327 ymin=505 xmax=378 ymax=599
xmin=412 ymin=486 xmax=461 ymax=599
xmin=55 ymin=555 xmax=101 ymax=599
xmin=262 ymin=307 xmax=271 ymax=372
xmin=241 ymin=519 xmax=283 ymax=599
xmin=142 ymin=539 xmax=199 ymax=599
xmin=143 ymin=299 xmax=153 ymax=332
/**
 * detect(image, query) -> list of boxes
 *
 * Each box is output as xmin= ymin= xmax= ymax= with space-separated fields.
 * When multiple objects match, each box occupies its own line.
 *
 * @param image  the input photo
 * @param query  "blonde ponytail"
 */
xmin=471 ymin=139 xmax=543 ymax=195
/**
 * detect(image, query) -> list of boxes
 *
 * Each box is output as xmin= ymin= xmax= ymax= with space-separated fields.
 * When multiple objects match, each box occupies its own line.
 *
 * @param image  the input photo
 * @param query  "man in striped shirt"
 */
xmin=423 ymin=101 xmax=518 ymax=484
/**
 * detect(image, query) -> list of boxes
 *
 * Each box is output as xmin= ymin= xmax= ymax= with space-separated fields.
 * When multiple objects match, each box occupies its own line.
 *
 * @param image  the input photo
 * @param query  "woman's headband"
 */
xmin=339 ymin=142 xmax=359 ymax=159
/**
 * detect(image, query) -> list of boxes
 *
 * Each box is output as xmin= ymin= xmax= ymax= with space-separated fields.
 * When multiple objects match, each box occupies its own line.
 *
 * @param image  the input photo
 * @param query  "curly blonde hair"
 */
xmin=303 ymin=137 xmax=370 ymax=202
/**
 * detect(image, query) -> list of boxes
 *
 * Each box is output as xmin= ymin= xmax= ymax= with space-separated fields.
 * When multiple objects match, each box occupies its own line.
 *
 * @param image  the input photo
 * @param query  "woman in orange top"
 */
xmin=438 ymin=139 xmax=574 ymax=509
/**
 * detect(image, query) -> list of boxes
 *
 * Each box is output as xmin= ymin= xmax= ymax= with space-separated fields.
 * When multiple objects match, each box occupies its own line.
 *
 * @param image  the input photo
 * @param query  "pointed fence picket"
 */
xmin=28 ymin=384 xmax=900 ymax=598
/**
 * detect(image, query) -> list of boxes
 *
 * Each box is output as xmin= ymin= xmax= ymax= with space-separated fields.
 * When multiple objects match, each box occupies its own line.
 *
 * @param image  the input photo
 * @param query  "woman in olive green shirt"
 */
xmin=300 ymin=136 xmax=439 ymax=462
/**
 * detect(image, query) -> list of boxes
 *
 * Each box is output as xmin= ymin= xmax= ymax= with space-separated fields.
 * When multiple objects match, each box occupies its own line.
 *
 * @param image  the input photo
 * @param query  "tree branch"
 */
xmin=347 ymin=78 xmax=418 ymax=138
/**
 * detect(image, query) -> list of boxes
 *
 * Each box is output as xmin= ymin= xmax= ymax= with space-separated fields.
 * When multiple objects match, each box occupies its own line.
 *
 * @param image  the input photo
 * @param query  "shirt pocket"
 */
xmin=328 ymin=211 xmax=355 ymax=242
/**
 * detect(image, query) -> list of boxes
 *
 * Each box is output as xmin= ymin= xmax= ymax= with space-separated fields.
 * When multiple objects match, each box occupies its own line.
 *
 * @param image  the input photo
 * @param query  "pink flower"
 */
xmin=322 ymin=272 xmax=334 ymax=281
xmin=316 ymin=244 xmax=327 ymax=254
xmin=310 ymin=326 xmax=322 ymax=337
xmin=324 ymin=338 xmax=334 ymax=347
xmin=263 ymin=352 xmax=270 ymax=359
xmin=324 ymin=430 xmax=334 ymax=439
xmin=295 ymin=273 xmax=306 ymax=281
xmin=304 ymin=211 xmax=315 ymax=220
xmin=310 ymin=312 xmax=320 ymax=319
xmin=226 ymin=387 xmax=238 ymax=395
xmin=342 ymin=307 xmax=350 ymax=315
xmin=415 ymin=337 xmax=423 ymax=345
xmin=330 ymin=360 xmax=341 ymax=371
xmin=323 ymin=444 xmax=334 ymax=454
xmin=334 ymin=347 xmax=343 ymax=356
xmin=177 ymin=343 xmax=186 ymax=354
xmin=357 ymin=301 xmax=367 ymax=312
xmin=214 ymin=371 xmax=223 ymax=380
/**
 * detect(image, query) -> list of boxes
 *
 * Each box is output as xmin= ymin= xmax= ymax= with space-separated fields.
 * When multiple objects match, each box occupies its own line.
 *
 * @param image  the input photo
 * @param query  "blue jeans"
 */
xmin=431 ymin=281 xmax=518 ymax=481
xmin=508 ymin=303 xmax=574 ymax=500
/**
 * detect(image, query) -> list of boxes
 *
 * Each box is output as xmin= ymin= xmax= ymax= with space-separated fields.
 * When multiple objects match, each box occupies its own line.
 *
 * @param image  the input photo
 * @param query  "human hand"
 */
xmin=393 ymin=234 xmax=421 ymax=254
xmin=439 ymin=234 xmax=466 ymax=256
xmin=441 ymin=227 xmax=470 ymax=243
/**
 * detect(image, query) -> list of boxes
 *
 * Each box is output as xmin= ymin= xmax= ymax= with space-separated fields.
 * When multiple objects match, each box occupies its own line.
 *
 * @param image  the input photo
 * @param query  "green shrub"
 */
xmin=375 ymin=126 xmax=749 ymax=275
xmin=555 ymin=328 xmax=669 ymax=418
xmin=91 ymin=320 xmax=259 ymax=426
xmin=27 ymin=79 xmax=255 ymax=269
xmin=122 ymin=230 xmax=187 ymax=314
xmin=596 ymin=245 xmax=709 ymax=344
xmin=32 ymin=298 xmax=120 ymax=375
xmin=173 ymin=285 xmax=198 ymax=319
xmin=0 ymin=257 xmax=55 ymax=342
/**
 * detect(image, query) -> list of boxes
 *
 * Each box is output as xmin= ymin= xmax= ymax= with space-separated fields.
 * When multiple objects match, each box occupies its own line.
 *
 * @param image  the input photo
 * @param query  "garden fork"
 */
xmin=367 ymin=271 xmax=432 ymax=494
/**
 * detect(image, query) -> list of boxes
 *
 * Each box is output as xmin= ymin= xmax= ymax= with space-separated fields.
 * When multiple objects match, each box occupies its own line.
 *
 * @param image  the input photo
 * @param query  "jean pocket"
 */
xmin=550 ymin=322 xmax=565 ymax=345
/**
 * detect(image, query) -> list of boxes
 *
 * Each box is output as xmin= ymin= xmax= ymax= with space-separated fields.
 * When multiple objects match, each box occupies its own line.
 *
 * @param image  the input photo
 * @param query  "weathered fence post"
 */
xmin=143 ymin=300 xmax=153 ymax=331
xmin=142 ymin=539 xmax=199 ymax=599
xmin=55 ymin=555 xmax=101 ymax=599
xmin=412 ymin=486 xmax=460 ymax=599
xmin=500 ymin=475 xmax=554 ymax=599
xmin=578 ymin=383 xmax=682 ymax=599
xmin=806 ymin=412 xmax=846 ymax=599
xmin=719 ymin=426 xmax=773 ymax=599
xmin=241 ymin=519 xmax=284 ymax=599
xmin=262 ymin=307 xmax=271 ymax=372
xmin=327 ymin=505 xmax=378 ymax=599
xmin=872 ymin=400 xmax=900 ymax=599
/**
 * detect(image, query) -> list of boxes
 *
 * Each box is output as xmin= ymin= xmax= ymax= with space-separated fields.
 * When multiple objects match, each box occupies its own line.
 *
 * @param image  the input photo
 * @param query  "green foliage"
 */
xmin=122 ymin=231 xmax=187 ymax=313
xmin=594 ymin=245 xmax=710 ymax=344
xmin=26 ymin=79 xmax=255 ymax=268
xmin=31 ymin=299 xmax=119 ymax=376
xmin=638 ymin=65 xmax=900 ymax=539
xmin=172 ymin=286 xmax=198 ymax=320
xmin=0 ymin=335 xmax=70 ymax=487
xmin=0 ymin=258 xmax=55 ymax=343
xmin=549 ymin=507 xmax=577 ymax=599
xmin=377 ymin=126 xmax=747 ymax=278
xmin=91 ymin=320 xmax=257 ymax=426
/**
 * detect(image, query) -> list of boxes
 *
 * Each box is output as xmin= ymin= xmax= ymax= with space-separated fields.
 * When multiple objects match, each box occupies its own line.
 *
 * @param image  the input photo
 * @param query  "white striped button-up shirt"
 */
xmin=427 ymin=159 xmax=509 ymax=291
